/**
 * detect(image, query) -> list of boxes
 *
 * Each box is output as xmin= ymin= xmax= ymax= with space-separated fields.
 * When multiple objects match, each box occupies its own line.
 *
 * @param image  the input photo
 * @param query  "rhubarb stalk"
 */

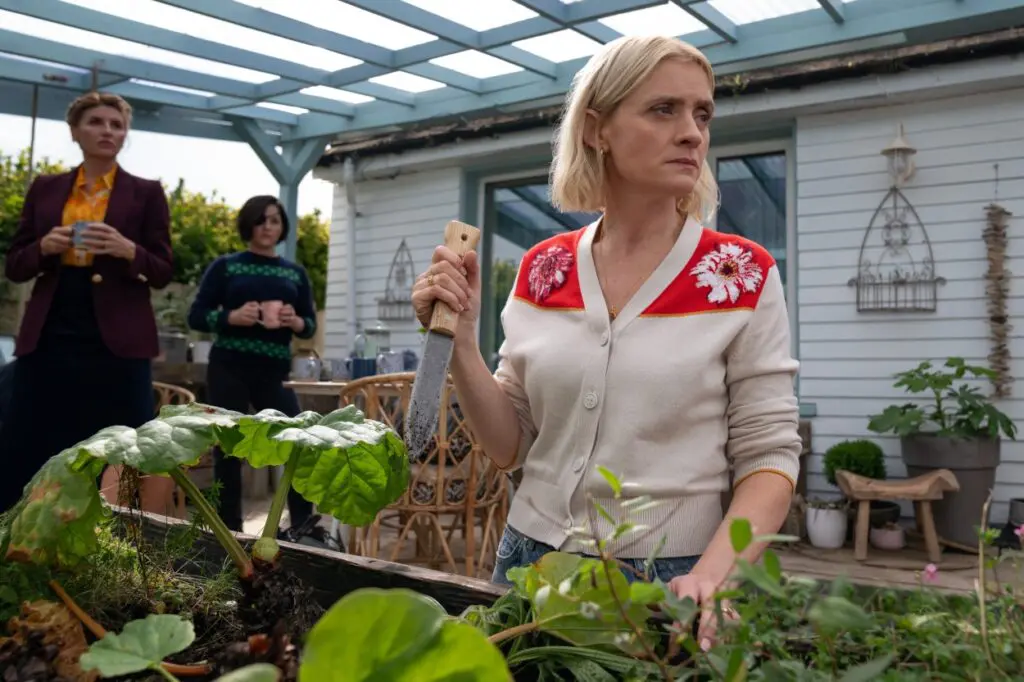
xmin=252 ymin=453 xmax=301 ymax=563
xmin=168 ymin=469 xmax=253 ymax=579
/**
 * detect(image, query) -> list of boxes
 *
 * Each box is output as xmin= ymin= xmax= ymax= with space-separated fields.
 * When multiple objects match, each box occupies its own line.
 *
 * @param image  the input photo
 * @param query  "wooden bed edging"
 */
xmin=118 ymin=508 xmax=508 ymax=615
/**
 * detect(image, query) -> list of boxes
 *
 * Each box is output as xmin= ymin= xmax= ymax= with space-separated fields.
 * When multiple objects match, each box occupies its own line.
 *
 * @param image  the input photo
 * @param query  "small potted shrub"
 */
xmin=804 ymin=497 xmax=849 ymax=549
xmin=822 ymin=439 xmax=900 ymax=531
xmin=868 ymin=357 xmax=1017 ymax=547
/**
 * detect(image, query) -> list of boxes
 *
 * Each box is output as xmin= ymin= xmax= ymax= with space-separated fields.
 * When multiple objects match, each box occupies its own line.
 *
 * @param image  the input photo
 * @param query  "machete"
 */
xmin=404 ymin=220 xmax=482 ymax=461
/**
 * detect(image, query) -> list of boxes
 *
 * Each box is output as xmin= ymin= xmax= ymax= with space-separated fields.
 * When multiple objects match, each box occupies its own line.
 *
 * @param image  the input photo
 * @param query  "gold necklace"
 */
xmin=594 ymin=221 xmax=680 ymax=321
xmin=594 ymin=244 xmax=651 ymax=322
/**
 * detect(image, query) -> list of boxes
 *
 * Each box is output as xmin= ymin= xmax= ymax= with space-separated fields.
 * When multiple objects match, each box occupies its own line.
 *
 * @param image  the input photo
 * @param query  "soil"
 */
xmin=236 ymin=559 xmax=323 ymax=641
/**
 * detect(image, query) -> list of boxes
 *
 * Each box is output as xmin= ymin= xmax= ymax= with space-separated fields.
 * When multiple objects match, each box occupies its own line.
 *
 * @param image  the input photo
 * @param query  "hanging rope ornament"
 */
xmin=983 ymin=164 xmax=1013 ymax=398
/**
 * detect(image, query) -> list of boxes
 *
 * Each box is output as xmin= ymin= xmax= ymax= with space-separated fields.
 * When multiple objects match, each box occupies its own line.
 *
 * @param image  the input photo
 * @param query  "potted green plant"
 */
xmin=867 ymin=357 xmax=1017 ymax=547
xmin=804 ymin=497 xmax=849 ymax=549
xmin=823 ymin=439 xmax=900 ymax=532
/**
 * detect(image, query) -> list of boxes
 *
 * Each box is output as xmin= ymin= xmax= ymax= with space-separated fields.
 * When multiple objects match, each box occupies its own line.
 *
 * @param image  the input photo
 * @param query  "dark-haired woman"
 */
xmin=188 ymin=195 xmax=317 ymax=534
xmin=0 ymin=91 xmax=173 ymax=512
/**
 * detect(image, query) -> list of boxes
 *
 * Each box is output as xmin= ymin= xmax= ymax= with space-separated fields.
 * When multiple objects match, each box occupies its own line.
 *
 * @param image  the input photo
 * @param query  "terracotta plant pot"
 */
xmin=870 ymin=525 xmax=906 ymax=550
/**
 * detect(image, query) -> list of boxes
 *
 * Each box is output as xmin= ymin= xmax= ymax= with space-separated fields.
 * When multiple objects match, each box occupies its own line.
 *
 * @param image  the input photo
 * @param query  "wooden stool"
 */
xmin=835 ymin=468 xmax=960 ymax=564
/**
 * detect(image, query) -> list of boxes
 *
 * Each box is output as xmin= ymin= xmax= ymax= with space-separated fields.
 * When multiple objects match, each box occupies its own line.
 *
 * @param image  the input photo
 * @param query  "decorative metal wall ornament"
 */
xmin=848 ymin=124 xmax=946 ymax=312
xmin=376 ymin=239 xmax=417 ymax=321
xmin=983 ymin=166 xmax=1013 ymax=397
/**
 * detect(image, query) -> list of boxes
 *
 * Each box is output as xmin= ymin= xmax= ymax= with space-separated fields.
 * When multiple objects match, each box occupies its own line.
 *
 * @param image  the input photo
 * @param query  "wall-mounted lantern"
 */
xmin=881 ymin=123 xmax=917 ymax=188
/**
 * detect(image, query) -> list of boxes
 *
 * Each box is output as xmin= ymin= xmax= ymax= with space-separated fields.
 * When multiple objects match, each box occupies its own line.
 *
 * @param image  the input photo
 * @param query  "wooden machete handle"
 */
xmin=429 ymin=220 xmax=482 ymax=337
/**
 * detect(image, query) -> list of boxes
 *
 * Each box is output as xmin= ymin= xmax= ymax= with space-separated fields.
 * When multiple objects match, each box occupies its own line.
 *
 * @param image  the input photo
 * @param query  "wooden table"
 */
xmin=283 ymin=380 xmax=349 ymax=396
xmin=284 ymin=380 xmax=348 ymax=412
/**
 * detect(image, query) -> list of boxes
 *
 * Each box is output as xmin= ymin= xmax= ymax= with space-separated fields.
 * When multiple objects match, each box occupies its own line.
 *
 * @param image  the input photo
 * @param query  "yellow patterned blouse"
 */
xmin=61 ymin=164 xmax=117 ymax=267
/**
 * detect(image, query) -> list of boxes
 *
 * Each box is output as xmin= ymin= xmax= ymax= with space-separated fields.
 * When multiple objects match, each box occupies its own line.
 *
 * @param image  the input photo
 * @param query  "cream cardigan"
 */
xmin=492 ymin=217 xmax=802 ymax=559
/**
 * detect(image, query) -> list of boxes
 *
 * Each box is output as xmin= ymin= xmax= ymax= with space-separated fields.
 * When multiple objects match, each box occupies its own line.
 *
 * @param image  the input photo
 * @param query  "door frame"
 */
xmin=707 ymin=138 xmax=798 ymax=360
xmin=476 ymin=168 xmax=551 ymax=364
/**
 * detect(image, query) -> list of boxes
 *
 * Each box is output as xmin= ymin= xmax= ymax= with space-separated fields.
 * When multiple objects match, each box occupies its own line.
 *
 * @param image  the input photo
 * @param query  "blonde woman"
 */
xmin=411 ymin=36 xmax=800 ymax=643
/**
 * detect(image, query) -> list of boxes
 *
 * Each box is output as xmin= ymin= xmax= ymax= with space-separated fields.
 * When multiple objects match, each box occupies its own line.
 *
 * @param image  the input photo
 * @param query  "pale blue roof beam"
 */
xmin=341 ymin=0 xmax=558 ymax=78
xmin=0 ymin=80 xmax=241 ymax=141
xmin=151 ymin=0 xmax=485 ymax=97
xmin=818 ymin=0 xmax=846 ymax=24
xmin=0 ymin=54 xmax=90 ymax=90
xmin=0 ymin=0 xmax=418 ymax=110
xmin=0 ymin=30 xmax=256 ymax=99
xmin=285 ymin=0 xmax=1024 ymax=142
xmin=672 ymin=1 xmax=738 ymax=43
xmin=0 ymin=31 xmax=315 ymax=126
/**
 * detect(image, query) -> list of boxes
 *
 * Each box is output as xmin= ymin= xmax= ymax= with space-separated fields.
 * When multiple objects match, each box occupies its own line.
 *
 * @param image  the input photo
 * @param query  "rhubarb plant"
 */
xmin=2 ymin=403 xmax=409 ymax=578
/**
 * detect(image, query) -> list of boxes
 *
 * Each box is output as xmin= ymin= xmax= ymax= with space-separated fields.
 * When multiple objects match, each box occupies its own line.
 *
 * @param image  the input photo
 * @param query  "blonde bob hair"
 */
xmin=549 ymin=35 xmax=719 ymax=225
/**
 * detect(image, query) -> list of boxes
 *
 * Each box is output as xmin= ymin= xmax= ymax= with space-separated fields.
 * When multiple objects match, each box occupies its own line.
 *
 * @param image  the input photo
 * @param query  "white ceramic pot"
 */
xmin=870 ymin=525 xmax=906 ymax=550
xmin=805 ymin=507 xmax=848 ymax=549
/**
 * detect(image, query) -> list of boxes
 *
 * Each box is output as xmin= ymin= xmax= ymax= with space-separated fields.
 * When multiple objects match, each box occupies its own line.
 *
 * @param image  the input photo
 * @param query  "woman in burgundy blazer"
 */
xmin=0 ymin=92 xmax=173 ymax=512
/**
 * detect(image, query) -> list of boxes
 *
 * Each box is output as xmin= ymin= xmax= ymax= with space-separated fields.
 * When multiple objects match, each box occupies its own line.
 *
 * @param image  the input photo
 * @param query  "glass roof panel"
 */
xmin=599 ymin=3 xmax=707 ymax=37
xmin=233 ymin=0 xmax=438 ymax=50
xmin=369 ymin=72 xmax=446 ymax=93
xmin=300 ymin=85 xmax=375 ymax=105
xmin=403 ymin=0 xmax=538 ymax=31
xmin=708 ymin=0 xmax=823 ymax=25
xmin=64 ymin=0 xmax=362 ymax=72
xmin=513 ymin=29 xmax=603 ymax=62
xmin=257 ymin=102 xmax=309 ymax=114
xmin=429 ymin=51 xmax=524 ymax=78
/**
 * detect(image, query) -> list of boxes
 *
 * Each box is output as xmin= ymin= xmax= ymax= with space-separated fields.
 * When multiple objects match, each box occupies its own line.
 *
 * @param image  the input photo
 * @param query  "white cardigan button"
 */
xmin=600 ymin=332 xmax=609 ymax=346
xmin=583 ymin=392 xmax=598 ymax=409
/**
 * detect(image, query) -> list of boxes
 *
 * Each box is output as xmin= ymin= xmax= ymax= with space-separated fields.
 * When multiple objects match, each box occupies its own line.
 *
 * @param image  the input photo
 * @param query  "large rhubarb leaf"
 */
xmin=64 ymin=417 xmax=216 ymax=474
xmin=218 ymin=409 xmax=321 ymax=468
xmin=285 ymin=408 xmax=410 ymax=527
xmin=5 ymin=402 xmax=409 ymax=566
xmin=4 ymin=452 xmax=108 ymax=565
xmin=299 ymin=588 xmax=510 ymax=682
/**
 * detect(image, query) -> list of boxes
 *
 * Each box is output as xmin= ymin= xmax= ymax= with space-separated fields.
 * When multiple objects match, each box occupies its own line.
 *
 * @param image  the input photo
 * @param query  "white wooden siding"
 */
xmin=323 ymin=168 xmax=462 ymax=357
xmin=796 ymin=87 xmax=1024 ymax=522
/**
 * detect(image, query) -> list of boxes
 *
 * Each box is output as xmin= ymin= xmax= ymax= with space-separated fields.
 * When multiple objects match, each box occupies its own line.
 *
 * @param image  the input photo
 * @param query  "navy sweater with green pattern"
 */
xmin=187 ymin=251 xmax=317 ymax=377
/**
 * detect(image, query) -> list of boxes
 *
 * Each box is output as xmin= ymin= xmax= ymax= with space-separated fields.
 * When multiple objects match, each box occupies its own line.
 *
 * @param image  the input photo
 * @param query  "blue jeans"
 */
xmin=491 ymin=525 xmax=701 ymax=585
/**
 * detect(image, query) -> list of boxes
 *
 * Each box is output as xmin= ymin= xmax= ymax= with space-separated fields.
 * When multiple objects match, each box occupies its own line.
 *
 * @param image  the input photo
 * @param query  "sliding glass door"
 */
xmin=479 ymin=178 xmax=599 ymax=367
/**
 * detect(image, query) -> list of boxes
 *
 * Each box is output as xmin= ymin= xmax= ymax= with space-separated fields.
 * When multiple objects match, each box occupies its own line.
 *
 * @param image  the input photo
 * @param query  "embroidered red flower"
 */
xmin=690 ymin=242 xmax=765 ymax=304
xmin=528 ymin=245 xmax=574 ymax=301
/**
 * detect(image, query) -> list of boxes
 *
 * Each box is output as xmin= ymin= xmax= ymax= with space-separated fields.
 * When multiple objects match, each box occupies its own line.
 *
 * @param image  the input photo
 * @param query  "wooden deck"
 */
xmin=237 ymin=495 xmax=1019 ymax=596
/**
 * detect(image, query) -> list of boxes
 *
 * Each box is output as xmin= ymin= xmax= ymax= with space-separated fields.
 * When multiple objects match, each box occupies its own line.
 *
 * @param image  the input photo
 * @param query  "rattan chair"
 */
xmin=338 ymin=372 xmax=509 ymax=579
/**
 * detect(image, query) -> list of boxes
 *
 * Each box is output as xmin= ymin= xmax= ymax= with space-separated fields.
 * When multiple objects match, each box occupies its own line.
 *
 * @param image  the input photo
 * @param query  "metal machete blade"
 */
xmin=404 ymin=330 xmax=455 ymax=461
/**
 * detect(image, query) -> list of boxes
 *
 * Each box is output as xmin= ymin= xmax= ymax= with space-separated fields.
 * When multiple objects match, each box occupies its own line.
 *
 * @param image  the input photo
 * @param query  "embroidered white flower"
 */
xmin=690 ymin=242 xmax=765 ymax=304
xmin=528 ymin=244 xmax=574 ymax=301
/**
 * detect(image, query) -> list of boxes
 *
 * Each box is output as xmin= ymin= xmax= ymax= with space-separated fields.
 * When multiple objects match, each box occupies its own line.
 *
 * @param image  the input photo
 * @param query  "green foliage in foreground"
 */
xmin=71 ymin=467 xmax=1024 ymax=681
xmin=0 ymin=403 xmax=408 ymax=574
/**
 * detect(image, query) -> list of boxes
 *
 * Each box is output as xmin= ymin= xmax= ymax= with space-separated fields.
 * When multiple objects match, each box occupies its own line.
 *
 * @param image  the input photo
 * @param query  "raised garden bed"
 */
xmin=1 ymin=403 xmax=1023 ymax=681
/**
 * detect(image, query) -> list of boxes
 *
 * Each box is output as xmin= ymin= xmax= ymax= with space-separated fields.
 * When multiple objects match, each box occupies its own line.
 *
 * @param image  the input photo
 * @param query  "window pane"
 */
xmin=484 ymin=181 xmax=598 ymax=365
xmin=716 ymin=152 xmax=787 ymax=287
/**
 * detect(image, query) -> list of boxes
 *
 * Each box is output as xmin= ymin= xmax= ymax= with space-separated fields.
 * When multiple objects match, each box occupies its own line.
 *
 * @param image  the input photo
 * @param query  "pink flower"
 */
xmin=528 ymin=245 xmax=574 ymax=302
xmin=922 ymin=563 xmax=939 ymax=583
xmin=1014 ymin=525 xmax=1024 ymax=538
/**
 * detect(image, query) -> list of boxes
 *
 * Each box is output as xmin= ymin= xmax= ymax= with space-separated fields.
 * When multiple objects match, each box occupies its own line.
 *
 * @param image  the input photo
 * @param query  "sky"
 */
xmin=0 ymin=0 xmax=840 ymax=218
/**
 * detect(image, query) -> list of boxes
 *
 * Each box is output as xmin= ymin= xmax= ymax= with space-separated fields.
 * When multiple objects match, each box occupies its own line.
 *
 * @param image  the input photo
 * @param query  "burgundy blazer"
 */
xmin=6 ymin=166 xmax=173 ymax=359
